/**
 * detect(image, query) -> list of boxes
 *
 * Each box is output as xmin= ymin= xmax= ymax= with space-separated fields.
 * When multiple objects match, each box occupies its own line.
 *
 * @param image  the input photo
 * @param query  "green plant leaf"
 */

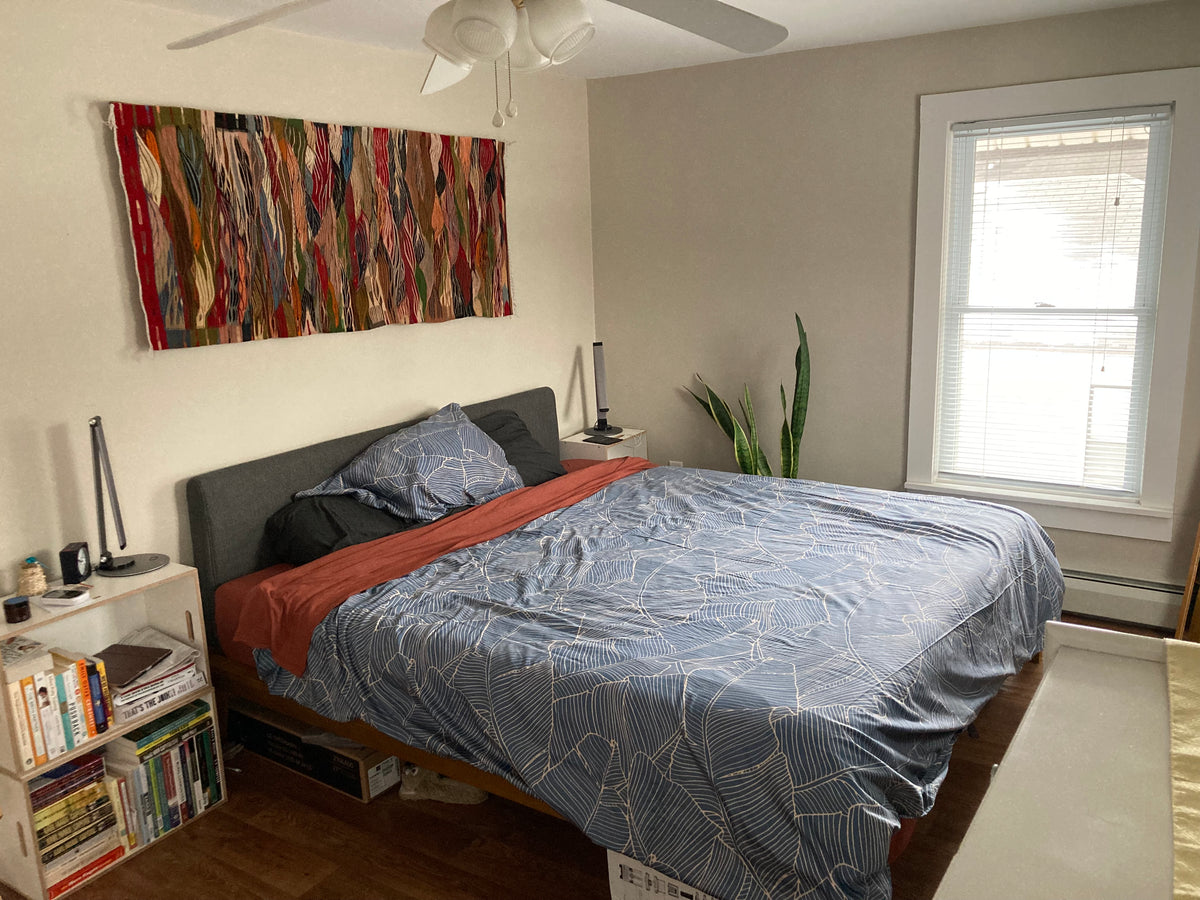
xmin=691 ymin=378 xmax=736 ymax=444
xmin=731 ymin=419 xmax=755 ymax=475
xmin=695 ymin=377 xmax=755 ymax=473
xmin=786 ymin=313 xmax=810 ymax=479
xmin=687 ymin=387 xmax=721 ymax=431
xmin=780 ymin=384 xmax=795 ymax=479
xmin=741 ymin=386 xmax=772 ymax=476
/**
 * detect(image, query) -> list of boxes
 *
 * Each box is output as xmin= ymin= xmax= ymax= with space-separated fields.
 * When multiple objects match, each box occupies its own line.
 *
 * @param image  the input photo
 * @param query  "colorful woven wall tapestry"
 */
xmin=109 ymin=103 xmax=511 ymax=350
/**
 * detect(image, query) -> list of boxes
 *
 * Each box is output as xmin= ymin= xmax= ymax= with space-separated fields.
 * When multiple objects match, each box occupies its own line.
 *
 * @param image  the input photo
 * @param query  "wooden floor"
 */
xmin=35 ymin=615 xmax=1165 ymax=900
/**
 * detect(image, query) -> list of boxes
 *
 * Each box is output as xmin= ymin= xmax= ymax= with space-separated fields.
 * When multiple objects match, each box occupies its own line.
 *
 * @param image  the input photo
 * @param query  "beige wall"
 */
xmin=587 ymin=0 xmax=1200 ymax=585
xmin=0 ymin=0 xmax=595 ymax=593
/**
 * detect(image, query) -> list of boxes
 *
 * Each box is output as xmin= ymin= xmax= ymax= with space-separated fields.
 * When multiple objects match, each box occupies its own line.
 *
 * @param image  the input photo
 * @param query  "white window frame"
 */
xmin=907 ymin=68 xmax=1200 ymax=542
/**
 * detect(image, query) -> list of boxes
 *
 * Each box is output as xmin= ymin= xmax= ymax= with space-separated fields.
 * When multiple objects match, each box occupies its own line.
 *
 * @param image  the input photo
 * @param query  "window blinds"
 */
xmin=936 ymin=105 xmax=1173 ymax=498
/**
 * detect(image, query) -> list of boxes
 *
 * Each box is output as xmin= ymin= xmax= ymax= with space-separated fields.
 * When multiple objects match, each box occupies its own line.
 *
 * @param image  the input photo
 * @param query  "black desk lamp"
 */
xmin=90 ymin=416 xmax=169 ymax=577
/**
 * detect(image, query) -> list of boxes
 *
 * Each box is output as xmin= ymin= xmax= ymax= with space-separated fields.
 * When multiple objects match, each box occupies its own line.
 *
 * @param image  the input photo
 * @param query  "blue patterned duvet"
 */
xmin=255 ymin=467 xmax=1062 ymax=899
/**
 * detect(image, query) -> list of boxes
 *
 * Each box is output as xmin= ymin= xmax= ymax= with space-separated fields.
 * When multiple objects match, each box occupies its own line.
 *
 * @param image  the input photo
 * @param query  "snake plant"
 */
xmin=688 ymin=313 xmax=809 ymax=478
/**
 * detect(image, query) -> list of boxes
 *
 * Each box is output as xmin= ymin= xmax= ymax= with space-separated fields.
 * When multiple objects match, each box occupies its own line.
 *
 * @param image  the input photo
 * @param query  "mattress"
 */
xmin=233 ymin=463 xmax=1063 ymax=899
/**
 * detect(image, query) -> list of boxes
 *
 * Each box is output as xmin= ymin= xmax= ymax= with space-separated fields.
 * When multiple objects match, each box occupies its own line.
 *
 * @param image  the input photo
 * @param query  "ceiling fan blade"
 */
xmin=167 ymin=0 xmax=333 ymax=50
xmin=606 ymin=0 xmax=787 ymax=54
xmin=421 ymin=54 xmax=474 ymax=95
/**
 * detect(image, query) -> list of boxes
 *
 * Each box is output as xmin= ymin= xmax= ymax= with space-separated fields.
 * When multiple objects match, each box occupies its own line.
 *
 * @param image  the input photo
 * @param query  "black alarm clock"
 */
xmin=59 ymin=542 xmax=92 ymax=584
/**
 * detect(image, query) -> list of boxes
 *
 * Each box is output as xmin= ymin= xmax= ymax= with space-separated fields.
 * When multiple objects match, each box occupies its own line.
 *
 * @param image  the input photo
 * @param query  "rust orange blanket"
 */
xmin=232 ymin=456 xmax=654 ymax=675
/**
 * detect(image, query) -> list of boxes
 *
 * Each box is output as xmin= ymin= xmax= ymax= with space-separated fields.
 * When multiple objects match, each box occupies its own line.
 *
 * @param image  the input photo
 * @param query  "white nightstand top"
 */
xmin=560 ymin=427 xmax=645 ymax=444
xmin=560 ymin=428 xmax=648 ymax=461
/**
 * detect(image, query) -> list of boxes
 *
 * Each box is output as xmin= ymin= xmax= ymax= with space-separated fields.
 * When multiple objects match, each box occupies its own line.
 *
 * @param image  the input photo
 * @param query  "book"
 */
xmin=199 ymin=727 xmax=222 ymax=806
xmin=93 ymin=657 xmax=113 ymax=720
xmin=103 ymin=758 xmax=150 ymax=844
xmin=37 ymin=798 xmax=112 ymax=849
xmin=107 ymin=699 xmax=211 ymax=755
xmin=109 ymin=668 xmax=207 ymax=725
xmin=7 ymin=679 xmax=35 ymax=769
xmin=74 ymin=657 xmax=97 ymax=737
xmin=34 ymin=784 xmax=107 ymax=833
xmin=112 ymin=659 xmax=201 ymax=709
xmin=34 ymin=670 xmax=67 ymax=759
xmin=52 ymin=670 xmax=74 ymax=752
xmin=107 ymin=772 xmax=137 ymax=849
xmin=1 ymin=634 xmax=52 ymax=682
xmin=29 ymin=752 xmax=106 ymax=807
xmin=41 ymin=813 xmax=117 ymax=864
xmin=85 ymin=660 xmax=108 ymax=734
xmin=95 ymin=642 xmax=170 ymax=689
xmin=108 ymin=626 xmax=200 ymax=698
xmin=103 ymin=774 xmax=131 ymax=848
xmin=147 ymin=755 xmax=166 ymax=835
xmin=21 ymin=675 xmax=48 ymax=766
xmin=45 ymin=838 xmax=124 ymax=899
xmin=49 ymin=653 xmax=89 ymax=748
xmin=42 ymin=827 xmax=120 ymax=880
xmin=134 ymin=762 xmax=156 ymax=840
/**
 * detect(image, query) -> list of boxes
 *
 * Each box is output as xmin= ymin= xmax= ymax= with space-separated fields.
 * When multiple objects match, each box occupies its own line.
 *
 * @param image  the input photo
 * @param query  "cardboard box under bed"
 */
xmin=225 ymin=697 xmax=401 ymax=802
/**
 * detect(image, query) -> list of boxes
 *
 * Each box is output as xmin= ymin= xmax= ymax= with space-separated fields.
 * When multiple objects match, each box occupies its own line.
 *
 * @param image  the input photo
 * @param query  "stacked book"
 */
xmin=1 ymin=628 xmax=207 ymax=770
xmin=103 ymin=626 xmax=206 ymax=726
xmin=29 ymin=753 xmax=125 ymax=898
xmin=3 ymin=637 xmax=115 ymax=770
xmin=103 ymin=699 xmax=223 ymax=848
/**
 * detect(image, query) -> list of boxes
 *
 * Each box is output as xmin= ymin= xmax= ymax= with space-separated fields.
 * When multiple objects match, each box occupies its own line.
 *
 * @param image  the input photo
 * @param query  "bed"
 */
xmin=187 ymin=386 xmax=1063 ymax=900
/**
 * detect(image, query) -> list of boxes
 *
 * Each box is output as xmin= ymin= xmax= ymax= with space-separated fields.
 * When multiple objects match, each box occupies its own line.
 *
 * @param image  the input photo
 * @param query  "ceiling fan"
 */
xmin=167 ymin=0 xmax=788 ymax=95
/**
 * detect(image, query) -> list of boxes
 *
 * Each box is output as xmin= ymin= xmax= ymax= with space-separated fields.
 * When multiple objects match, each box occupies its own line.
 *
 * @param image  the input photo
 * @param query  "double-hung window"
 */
xmin=907 ymin=69 xmax=1200 ymax=541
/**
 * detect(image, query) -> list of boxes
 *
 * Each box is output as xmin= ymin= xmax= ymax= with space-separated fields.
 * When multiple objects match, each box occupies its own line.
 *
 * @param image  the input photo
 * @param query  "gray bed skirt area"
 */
xmin=185 ymin=386 xmax=561 ymax=643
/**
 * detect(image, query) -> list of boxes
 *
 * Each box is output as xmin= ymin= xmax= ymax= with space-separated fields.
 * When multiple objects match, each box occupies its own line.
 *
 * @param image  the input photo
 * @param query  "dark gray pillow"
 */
xmin=266 ymin=495 xmax=414 ymax=566
xmin=472 ymin=409 xmax=566 ymax=487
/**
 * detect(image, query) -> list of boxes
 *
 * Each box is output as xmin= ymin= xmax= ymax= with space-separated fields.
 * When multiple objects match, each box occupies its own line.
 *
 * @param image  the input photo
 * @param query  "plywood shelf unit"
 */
xmin=0 ymin=563 xmax=226 ymax=900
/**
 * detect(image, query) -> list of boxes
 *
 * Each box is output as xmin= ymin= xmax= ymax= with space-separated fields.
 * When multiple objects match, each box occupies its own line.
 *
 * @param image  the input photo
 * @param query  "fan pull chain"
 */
xmin=493 ymin=60 xmax=504 ymax=128
xmin=505 ymin=51 xmax=518 ymax=118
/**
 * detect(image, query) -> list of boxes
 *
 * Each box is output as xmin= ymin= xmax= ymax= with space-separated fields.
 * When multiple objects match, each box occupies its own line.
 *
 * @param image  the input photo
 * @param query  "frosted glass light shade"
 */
xmin=451 ymin=0 xmax=518 ymax=61
xmin=423 ymin=1 xmax=475 ymax=66
xmin=524 ymin=0 xmax=594 ymax=64
xmin=508 ymin=7 xmax=551 ymax=71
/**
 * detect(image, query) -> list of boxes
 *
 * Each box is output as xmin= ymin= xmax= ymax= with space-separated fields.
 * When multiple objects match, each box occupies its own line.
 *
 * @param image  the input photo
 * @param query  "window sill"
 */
xmin=903 ymin=480 xmax=1174 ymax=542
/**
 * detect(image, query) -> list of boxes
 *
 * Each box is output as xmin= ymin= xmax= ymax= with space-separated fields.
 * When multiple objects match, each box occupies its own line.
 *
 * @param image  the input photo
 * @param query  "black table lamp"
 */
xmin=90 ymin=416 xmax=169 ymax=577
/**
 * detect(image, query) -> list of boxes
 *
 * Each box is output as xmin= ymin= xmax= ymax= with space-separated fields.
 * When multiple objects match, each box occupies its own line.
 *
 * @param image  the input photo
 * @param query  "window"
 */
xmin=907 ymin=69 xmax=1200 ymax=541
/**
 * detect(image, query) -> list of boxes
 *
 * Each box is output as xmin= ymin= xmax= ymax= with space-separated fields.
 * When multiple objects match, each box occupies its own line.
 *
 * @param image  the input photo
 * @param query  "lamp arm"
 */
xmin=89 ymin=417 xmax=128 ymax=565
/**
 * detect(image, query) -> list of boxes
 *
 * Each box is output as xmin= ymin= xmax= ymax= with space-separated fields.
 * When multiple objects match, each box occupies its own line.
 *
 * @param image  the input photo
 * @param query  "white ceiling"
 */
xmin=131 ymin=0 xmax=1163 ymax=79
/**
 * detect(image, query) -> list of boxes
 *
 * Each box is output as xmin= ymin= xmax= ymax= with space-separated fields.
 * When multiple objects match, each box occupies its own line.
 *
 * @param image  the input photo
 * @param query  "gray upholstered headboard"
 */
xmin=185 ymin=386 xmax=559 ymax=643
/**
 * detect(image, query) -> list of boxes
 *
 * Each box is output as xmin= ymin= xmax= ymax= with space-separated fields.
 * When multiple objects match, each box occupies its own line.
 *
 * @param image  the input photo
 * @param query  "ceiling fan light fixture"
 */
xmin=423 ymin=1 xmax=476 ymax=66
xmin=450 ymin=0 xmax=518 ymax=61
xmin=508 ymin=7 xmax=551 ymax=71
xmin=524 ymin=0 xmax=595 ymax=65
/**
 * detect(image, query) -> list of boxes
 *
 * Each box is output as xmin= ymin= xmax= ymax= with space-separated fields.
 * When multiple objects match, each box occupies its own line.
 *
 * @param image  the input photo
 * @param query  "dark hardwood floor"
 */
xmin=44 ymin=614 xmax=1166 ymax=900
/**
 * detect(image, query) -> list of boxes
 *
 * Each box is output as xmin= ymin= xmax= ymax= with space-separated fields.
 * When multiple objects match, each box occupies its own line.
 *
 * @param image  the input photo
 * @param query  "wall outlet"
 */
xmin=668 ymin=460 xmax=684 ymax=467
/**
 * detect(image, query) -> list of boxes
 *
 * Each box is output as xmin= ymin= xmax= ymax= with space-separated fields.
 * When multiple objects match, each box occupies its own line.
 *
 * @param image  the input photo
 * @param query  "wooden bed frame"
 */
xmin=186 ymin=387 xmax=564 ymax=817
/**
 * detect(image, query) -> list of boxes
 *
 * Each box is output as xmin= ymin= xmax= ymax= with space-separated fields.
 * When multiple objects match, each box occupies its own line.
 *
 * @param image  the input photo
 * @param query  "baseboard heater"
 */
xmin=1060 ymin=568 xmax=1181 ymax=630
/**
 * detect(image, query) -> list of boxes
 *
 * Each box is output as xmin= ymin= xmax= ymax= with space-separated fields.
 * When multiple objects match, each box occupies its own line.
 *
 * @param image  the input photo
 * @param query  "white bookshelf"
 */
xmin=0 ymin=563 xmax=225 ymax=899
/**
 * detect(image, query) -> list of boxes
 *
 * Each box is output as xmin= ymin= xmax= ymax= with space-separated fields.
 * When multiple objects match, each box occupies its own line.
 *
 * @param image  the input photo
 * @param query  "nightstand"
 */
xmin=560 ymin=428 xmax=648 ymax=461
